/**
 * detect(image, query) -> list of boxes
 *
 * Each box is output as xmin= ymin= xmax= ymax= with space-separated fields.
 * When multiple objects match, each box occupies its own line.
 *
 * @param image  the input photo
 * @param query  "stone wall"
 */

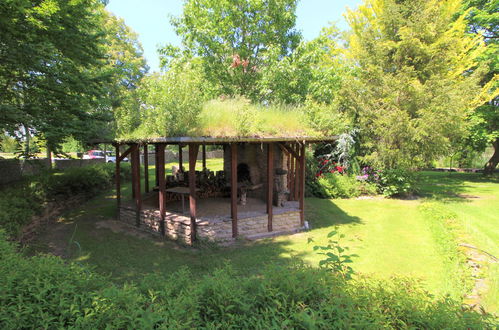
xmin=197 ymin=211 xmax=301 ymax=243
xmin=119 ymin=205 xmax=301 ymax=245
xmin=0 ymin=158 xmax=53 ymax=185
xmin=119 ymin=206 xmax=192 ymax=245
xmin=0 ymin=158 xmax=107 ymax=185
xmin=0 ymin=159 xmax=22 ymax=185
xmin=21 ymin=159 xmax=51 ymax=175
xmin=53 ymin=158 xmax=104 ymax=170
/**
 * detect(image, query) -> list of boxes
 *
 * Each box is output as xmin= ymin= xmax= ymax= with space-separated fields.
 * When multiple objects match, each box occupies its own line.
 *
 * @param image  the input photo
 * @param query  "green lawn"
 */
xmin=29 ymin=163 xmax=499 ymax=313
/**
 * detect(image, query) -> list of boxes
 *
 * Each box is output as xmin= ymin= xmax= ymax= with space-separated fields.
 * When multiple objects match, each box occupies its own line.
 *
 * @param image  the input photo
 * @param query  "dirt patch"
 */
xmin=30 ymin=217 xmax=75 ymax=258
xmin=21 ymin=196 xmax=86 ymax=244
xmin=95 ymin=220 xmax=153 ymax=240
xmin=456 ymin=194 xmax=481 ymax=199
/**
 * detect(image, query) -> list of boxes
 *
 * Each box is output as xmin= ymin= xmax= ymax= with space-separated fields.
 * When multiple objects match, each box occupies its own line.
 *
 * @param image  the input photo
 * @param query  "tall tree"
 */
xmin=126 ymin=58 xmax=210 ymax=139
xmin=164 ymin=0 xmax=301 ymax=100
xmin=461 ymin=0 xmax=499 ymax=174
xmin=0 ymin=0 xmax=110 ymax=153
xmin=259 ymin=26 xmax=347 ymax=105
xmin=102 ymin=11 xmax=148 ymax=140
xmin=344 ymin=0 xmax=490 ymax=169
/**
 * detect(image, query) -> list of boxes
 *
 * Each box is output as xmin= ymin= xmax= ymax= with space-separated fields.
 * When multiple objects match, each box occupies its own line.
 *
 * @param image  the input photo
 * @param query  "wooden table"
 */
xmin=166 ymin=187 xmax=200 ymax=214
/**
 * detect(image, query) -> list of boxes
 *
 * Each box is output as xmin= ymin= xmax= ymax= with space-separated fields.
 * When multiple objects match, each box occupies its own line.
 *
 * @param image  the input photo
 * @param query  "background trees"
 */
xmin=0 ymin=0 xmax=110 ymax=154
xmin=1 ymin=0 xmax=496 ymax=172
xmin=461 ymin=0 xmax=498 ymax=173
xmin=342 ymin=0 xmax=490 ymax=169
xmin=164 ymin=0 xmax=301 ymax=100
xmin=0 ymin=0 xmax=147 ymax=155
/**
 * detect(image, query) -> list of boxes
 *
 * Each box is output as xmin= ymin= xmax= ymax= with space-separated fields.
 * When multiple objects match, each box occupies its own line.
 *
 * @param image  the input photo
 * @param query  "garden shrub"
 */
xmin=0 ymin=231 xmax=495 ymax=329
xmin=306 ymin=152 xmax=378 ymax=199
xmin=317 ymin=173 xmax=362 ymax=199
xmin=0 ymin=163 xmax=130 ymax=239
xmin=378 ymin=168 xmax=417 ymax=197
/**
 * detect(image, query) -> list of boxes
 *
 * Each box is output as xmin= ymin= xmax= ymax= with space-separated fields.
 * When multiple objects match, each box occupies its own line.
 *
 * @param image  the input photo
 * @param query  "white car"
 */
xmin=83 ymin=150 xmax=128 ymax=163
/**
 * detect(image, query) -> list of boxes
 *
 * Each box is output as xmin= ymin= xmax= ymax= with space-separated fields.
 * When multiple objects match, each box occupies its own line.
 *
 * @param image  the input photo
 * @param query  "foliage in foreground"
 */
xmin=0 ymin=163 xmax=130 ymax=239
xmin=0 ymin=231 xmax=494 ymax=329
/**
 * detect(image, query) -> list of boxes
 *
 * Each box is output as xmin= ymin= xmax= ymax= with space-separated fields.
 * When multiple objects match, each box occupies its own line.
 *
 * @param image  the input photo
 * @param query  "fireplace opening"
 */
xmin=237 ymin=163 xmax=251 ymax=183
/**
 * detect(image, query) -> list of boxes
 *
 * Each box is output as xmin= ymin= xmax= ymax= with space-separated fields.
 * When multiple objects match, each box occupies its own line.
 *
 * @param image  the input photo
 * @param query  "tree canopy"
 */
xmin=1 ymin=0 xmax=497 ymax=172
xmin=162 ymin=0 xmax=301 ymax=100
xmin=342 ymin=0 xmax=491 ymax=169
xmin=0 ymin=0 xmax=111 ymax=152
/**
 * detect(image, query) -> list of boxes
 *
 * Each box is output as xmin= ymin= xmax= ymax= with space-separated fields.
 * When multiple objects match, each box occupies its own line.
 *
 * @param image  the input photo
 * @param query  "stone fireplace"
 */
xmin=223 ymin=144 xmax=289 ymax=205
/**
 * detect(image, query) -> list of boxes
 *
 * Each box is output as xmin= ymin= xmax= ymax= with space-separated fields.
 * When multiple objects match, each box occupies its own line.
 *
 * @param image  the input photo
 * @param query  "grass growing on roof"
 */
xmin=117 ymin=97 xmax=328 ymax=140
xmin=195 ymin=98 xmax=318 ymax=138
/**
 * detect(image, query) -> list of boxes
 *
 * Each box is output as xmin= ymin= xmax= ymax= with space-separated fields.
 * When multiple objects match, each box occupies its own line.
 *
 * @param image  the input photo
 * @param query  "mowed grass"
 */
xmin=418 ymin=171 xmax=499 ymax=312
xmin=29 ymin=162 xmax=499 ymax=313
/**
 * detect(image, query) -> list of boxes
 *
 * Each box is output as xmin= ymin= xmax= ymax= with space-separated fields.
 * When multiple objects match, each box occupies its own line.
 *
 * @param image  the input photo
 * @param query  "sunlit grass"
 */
xmin=29 ymin=169 xmax=499 ymax=314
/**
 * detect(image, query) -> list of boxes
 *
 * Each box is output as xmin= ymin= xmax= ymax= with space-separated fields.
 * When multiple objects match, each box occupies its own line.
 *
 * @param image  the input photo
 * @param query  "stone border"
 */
xmin=119 ymin=206 xmax=302 ymax=245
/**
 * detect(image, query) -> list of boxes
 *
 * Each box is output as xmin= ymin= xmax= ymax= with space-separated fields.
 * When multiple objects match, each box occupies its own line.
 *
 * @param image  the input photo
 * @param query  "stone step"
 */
xmin=244 ymin=228 xmax=303 ymax=241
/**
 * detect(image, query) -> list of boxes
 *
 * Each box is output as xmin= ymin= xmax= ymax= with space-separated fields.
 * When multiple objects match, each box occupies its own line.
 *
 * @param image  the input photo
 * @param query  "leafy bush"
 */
xmin=311 ymin=229 xmax=358 ymax=279
xmin=378 ymin=169 xmax=417 ymax=197
xmin=0 ymin=231 xmax=495 ymax=328
xmin=306 ymin=152 xmax=378 ymax=199
xmin=0 ymin=163 xmax=130 ymax=239
xmin=309 ymin=172 xmax=377 ymax=199
xmin=316 ymin=173 xmax=362 ymax=198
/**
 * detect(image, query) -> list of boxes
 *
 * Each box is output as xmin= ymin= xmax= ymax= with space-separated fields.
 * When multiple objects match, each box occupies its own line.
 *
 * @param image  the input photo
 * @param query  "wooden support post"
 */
xmin=118 ymin=146 xmax=133 ymax=163
xmin=155 ymin=145 xmax=160 ymax=187
xmin=188 ymin=144 xmax=199 ymax=244
xmin=231 ymin=143 xmax=238 ymax=238
xmin=202 ymin=144 xmax=206 ymax=170
xmin=290 ymin=148 xmax=295 ymax=201
xmin=157 ymin=144 xmax=166 ymax=236
xmin=115 ymin=144 xmax=121 ymax=220
xmin=299 ymin=143 xmax=306 ymax=226
xmin=267 ymin=143 xmax=274 ymax=232
xmin=179 ymin=145 xmax=183 ymax=171
xmin=131 ymin=144 xmax=142 ymax=227
xmin=294 ymin=144 xmax=300 ymax=201
xmin=131 ymin=146 xmax=136 ymax=199
xmin=286 ymin=152 xmax=291 ymax=196
xmin=144 ymin=144 xmax=149 ymax=193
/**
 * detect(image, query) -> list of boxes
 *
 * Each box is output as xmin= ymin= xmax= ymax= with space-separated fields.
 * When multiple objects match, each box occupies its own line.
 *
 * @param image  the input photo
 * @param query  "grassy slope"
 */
xmin=418 ymin=172 xmax=499 ymax=311
xmin=29 ymin=163 xmax=498 ymax=313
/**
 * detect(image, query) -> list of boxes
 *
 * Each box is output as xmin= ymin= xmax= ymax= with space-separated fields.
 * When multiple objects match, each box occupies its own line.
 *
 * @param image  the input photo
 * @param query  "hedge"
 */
xmin=0 ymin=231 xmax=495 ymax=329
xmin=0 ymin=163 xmax=131 ymax=239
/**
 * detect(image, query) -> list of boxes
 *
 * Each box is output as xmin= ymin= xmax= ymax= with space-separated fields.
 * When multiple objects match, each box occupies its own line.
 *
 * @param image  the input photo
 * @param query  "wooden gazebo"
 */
xmin=113 ymin=136 xmax=336 ymax=245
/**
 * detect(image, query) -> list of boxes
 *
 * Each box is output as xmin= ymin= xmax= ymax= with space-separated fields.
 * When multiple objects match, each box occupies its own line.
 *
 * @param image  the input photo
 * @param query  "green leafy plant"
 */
xmin=378 ymin=169 xmax=417 ymax=197
xmin=0 ymin=230 xmax=495 ymax=328
xmin=310 ymin=229 xmax=358 ymax=279
xmin=0 ymin=163 xmax=131 ymax=239
xmin=67 ymin=224 xmax=82 ymax=259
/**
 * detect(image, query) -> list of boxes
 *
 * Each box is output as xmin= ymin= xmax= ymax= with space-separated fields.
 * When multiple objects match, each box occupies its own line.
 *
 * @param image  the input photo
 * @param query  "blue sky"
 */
xmin=106 ymin=0 xmax=362 ymax=72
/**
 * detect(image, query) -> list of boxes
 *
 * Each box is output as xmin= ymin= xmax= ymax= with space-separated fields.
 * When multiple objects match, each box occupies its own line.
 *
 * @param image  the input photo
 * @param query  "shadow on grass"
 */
xmin=417 ymin=171 xmax=498 ymax=203
xmin=306 ymin=198 xmax=362 ymax=229
xmin=29 ymin=187 xmax=362 ymax=284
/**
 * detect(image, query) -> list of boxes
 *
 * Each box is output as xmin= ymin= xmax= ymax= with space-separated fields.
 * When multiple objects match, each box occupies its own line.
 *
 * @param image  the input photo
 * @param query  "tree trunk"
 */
xmin=46 ymin=143 xmax=52 ymax=169
xmin=483 ymin=138 xmax=499 ymax=175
